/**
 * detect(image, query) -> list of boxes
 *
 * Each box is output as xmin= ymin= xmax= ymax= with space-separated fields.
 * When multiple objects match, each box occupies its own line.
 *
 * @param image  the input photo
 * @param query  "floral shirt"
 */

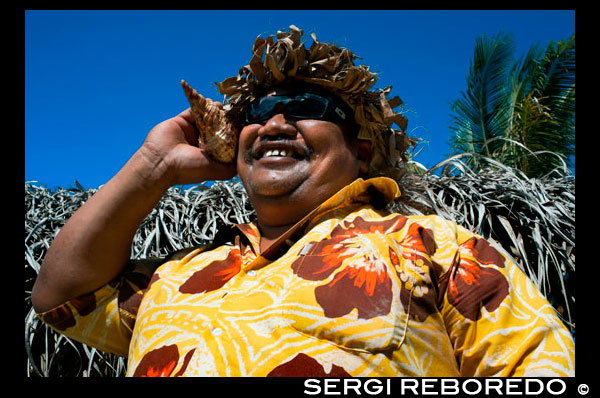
xmin=36 ymin=177 xmax=575 ymax=377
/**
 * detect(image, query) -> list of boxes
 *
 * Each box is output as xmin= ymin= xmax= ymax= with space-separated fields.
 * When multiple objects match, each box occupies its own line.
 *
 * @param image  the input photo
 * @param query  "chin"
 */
xmin=245 ymin=177 xmax=305 ymax=200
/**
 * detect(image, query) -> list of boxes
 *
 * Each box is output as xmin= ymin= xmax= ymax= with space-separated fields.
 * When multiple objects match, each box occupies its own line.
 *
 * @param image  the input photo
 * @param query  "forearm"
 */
xmin=32 ymin=146 xmax=171 ymax=313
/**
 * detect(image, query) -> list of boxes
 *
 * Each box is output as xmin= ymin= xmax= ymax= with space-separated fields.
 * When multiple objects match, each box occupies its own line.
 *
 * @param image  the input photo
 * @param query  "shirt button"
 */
xmin=247 ymin=270 xmax=257 ymax=277
xmin=212 ymin=327 xmax=223 ymax=336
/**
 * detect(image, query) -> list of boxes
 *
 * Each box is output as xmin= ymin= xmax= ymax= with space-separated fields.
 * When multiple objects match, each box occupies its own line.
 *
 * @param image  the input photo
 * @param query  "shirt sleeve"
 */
xmin=35 ymin=257 xmax=166 ymax=358
xmin=438 ymin=225 xmax=575 ymax=377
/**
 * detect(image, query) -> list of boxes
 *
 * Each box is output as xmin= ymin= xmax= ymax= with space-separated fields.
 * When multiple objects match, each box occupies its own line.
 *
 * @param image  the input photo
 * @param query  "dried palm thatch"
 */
xmin=25 ymin=161 xmax=574 ymax=376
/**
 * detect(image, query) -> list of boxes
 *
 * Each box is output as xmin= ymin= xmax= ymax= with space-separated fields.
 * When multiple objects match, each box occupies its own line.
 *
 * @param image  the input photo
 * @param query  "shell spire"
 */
xmin=181 ymin=79 xmax=238 ymax=163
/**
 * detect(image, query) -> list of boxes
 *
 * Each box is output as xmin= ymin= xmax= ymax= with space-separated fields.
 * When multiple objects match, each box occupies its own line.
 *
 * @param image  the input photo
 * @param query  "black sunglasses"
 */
xmin=244 ymin=92 xmax=353 ymax=126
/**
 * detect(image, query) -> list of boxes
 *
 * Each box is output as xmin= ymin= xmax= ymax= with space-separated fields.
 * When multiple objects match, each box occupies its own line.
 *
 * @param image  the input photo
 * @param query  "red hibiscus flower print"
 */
xmin=267 ymin=353 xmax=351 ymax=377
xmin=389 ymin=246 xmax=438 ymax=323
xmin=291 ymin=215 xmax=406 ymax=319
xmin=388 ymin=222 xmax=443 ymax=322
xmin=461 ymin=237 xmax=506 ymax=267
xmin=40 ymin=305 xmax=77 ymax=331
xmin=133 ymin=344 xmax=195 ymax=377
xmin=40 ymin=291 xmax=96 ymax=331
xmin=70 ymin=292 xmax=97 ymax=316
xmin=397 ymin=223 xmax=436 ymax=259
xmin=444 ymin=237 xmax=509 ymax=321
xmin=315 ymin=258 xmax=393 ymax=319
xmin=179 ymin=249 xmax=241 ymax=294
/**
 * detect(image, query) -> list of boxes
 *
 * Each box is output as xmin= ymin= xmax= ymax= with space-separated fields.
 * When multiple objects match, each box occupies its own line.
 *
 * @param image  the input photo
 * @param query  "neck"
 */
xmin=251 ymin=196 xmax=318 ymax=252
xmin=257 ymin=223 xmax=294 ymax=252
xmin=248 ymin=178 xmax=366 ymax=252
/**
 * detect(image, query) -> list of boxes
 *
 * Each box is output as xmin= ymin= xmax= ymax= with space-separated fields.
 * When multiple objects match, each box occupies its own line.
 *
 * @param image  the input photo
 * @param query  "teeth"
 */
xmin=263 ymin=149 xmax=290 ymax=158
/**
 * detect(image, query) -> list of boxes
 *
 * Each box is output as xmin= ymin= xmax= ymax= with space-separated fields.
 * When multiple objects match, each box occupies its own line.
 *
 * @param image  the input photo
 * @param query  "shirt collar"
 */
xmin=234 ymin=177 xmax=401 ymax=260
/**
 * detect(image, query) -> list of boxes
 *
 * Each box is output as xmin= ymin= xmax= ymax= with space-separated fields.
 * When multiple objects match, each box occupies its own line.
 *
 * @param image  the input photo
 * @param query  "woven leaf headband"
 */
xmin=215 ymin=25 xmax=417 ymax=178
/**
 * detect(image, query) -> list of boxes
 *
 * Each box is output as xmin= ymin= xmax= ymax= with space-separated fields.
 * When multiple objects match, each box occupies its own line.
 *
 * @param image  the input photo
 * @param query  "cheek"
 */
xmin=311 ymin=140 xmax=362 ymax=181
xmin=237 ymin=125 xmax=255 ymax=148
xmin=299 ymin=121 xmax=346 ymax=147
xmin=304 ymin=125 xmax=358 ymax=163
xmin=236 ymin=126 xmax=257 ymax=156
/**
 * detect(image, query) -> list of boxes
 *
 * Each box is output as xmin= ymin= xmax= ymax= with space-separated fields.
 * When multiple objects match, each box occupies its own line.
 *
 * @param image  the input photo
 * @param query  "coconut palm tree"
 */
xmin=448 ymin=32 xmax=575 ymax=178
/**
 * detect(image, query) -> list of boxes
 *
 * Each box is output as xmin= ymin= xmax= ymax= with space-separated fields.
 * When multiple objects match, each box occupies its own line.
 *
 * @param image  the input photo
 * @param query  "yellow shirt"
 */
xmin=37 ymin=177 xmax=575 ymax=377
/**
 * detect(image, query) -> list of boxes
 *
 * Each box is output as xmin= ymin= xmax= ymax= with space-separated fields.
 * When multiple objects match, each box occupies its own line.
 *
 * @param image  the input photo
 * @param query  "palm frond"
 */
xmin=448 ymin=32 xmax=575 ymax=179
xmin=449 ymin=32 xmax=516 ymax=160
xmin=531 ymin=34 xmax=575 ymax=166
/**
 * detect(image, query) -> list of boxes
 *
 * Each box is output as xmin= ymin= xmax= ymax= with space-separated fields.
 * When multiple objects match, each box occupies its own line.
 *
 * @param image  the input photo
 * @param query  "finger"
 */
xmin=177 ymin=107 xmax=195 ymax=124
xmin=208 ymin=159 xmax=238 ymax=181
xmin=173 ymin=108 xmax=200 ymax=146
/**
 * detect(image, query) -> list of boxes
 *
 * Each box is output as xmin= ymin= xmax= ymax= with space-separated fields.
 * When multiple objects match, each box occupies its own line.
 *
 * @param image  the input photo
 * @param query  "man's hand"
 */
xmin=136 ymin=106 xmax=237 ymax=189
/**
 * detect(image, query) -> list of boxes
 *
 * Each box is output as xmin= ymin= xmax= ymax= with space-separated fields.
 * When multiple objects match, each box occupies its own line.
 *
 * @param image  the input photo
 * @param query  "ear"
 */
xmin=353 ymin=139 xmax=372 ymax=175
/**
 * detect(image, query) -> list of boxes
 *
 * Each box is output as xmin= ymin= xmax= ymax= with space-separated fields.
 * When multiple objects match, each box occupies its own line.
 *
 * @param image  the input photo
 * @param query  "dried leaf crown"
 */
xmin=215 ymin=25 xmax=417 ymax=179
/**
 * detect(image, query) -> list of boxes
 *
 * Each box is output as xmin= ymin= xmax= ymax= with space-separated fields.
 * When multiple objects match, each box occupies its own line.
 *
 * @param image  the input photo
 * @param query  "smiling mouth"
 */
xmin=261 ymin=148 xmax=293 ymax=158
xmin=245 ymin=138 xmax=314 ymax=162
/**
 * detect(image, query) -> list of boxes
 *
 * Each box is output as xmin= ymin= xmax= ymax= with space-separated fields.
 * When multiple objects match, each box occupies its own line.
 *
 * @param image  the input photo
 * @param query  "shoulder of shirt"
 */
xmin=359 ymin=206 xmax=459 ymax=229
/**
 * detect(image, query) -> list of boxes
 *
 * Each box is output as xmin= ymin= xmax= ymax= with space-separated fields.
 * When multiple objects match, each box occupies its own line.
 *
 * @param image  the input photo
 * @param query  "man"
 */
xmin=32 ymin=26 xmax=574 ymax=377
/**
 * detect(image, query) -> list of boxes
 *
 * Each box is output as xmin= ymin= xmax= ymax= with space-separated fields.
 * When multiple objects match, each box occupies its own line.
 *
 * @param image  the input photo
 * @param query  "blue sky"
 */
xmin=25 ymin=10 xmax=575 ymax=190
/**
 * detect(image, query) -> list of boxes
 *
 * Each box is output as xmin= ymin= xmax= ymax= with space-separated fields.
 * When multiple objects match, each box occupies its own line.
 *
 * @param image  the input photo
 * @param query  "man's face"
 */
xmin=236 ymin=88 xmax=366 ymax=226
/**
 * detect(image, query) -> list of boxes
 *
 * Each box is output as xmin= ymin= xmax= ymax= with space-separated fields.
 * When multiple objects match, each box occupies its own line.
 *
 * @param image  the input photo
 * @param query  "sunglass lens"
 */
xmin=287 ymin=95 xmax=328 ymax=119
xmin=247 ymin=96 xmax=283 ymax=123
xmin=245 ymin=93 xmax=331 ymax=123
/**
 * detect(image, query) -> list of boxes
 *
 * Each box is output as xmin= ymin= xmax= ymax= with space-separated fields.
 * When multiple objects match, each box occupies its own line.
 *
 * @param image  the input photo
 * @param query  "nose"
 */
xmin=257 ymin=113 xmax=297 ymax=139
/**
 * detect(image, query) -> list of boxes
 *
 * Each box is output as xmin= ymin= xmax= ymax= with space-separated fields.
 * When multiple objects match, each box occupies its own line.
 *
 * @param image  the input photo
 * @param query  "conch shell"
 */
xmin=181 ymin=79 xmax=238 ymax=163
